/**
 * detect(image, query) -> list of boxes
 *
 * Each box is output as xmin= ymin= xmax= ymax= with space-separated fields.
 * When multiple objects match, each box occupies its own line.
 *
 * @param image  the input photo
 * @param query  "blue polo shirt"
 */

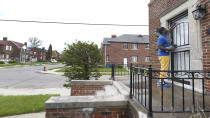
xmin=157 ymin=35 xmax=170 ymax=56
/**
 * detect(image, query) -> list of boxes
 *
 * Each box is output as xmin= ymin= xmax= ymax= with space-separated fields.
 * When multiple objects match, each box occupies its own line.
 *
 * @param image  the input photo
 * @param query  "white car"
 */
xmin=51 ymin=59 xmax=57 ymax=63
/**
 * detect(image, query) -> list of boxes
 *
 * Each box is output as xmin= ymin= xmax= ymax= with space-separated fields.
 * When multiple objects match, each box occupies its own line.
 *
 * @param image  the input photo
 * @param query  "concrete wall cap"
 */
xmin=45 ymin=96 xmax=128 ymax=109
xmin=113 ymin=81 xmax=130 ymax=96
xmin=71 ymin=80 xmax=113 ymax=85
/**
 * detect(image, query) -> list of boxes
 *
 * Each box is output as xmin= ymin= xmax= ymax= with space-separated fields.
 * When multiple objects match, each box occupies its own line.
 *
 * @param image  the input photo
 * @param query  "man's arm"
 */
xmin=158 ymin=46 xmax=173 ymax=51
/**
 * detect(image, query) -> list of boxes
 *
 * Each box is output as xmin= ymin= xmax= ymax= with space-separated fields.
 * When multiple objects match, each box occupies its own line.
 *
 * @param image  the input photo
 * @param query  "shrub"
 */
xmin=0 ymin=61 xmax=4 ymax=64
xmin=8 ymin=60 xmax=16 ymax=64
xmin=62 ymin=41 xmax=103 ymax=82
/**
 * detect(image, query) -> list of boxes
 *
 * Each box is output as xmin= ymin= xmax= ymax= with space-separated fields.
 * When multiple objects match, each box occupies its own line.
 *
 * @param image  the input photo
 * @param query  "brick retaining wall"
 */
xmin=71 ymin=85 xmax=104 ymax=96
xmin=70 ymin=80 xmax=112 ymax=96
xmin=45 ymin=80 xmax=130 ymax=118
xmin=46 ymin=107 xmax=129 ymax=118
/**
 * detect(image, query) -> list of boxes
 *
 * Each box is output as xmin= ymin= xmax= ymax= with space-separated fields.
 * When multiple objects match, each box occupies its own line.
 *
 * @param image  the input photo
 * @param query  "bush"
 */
xmin=8 ymin=60 xmax=16 ymax=64
xmin=62 ymin=41 xmax=103 ymax=81
xmin=0 ymin=61 xmax=4 ymax=64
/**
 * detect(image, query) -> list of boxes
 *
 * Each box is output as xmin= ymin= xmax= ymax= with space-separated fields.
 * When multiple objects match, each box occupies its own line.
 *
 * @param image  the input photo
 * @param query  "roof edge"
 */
xmin=148 ymin=0 xmax=155 ymax=6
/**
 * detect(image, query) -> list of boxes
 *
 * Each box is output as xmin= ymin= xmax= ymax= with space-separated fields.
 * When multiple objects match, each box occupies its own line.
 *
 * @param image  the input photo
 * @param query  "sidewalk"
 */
xmin=0 ymin=88 xmax=70 ymax=96
xmin=2 ymin=112 xmax=45 ymax=118
xmin=39 ymin=69 xmax=64 ymax=75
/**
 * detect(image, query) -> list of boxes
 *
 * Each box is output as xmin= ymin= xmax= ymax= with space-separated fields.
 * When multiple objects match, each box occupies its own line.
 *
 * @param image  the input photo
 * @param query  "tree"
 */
xmin=28 ymin=37 xmax=42 ymax=48
xmin=46 ymin=44 xmax=52 ymax=61
xmin=62 ymin=41 xmax=103 ymax=82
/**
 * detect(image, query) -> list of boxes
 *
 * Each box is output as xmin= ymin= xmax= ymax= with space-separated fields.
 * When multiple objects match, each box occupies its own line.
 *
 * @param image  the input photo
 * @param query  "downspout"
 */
xmin=104 ymin=44 xmax=107 ymax=66
xmin=20 ymin=49 xmax=21 ymax=62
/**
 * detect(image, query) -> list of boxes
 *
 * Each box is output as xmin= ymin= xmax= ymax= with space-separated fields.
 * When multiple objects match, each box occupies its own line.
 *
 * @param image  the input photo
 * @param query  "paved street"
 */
xmin=0 ymin=64 xmax=67 ymax=89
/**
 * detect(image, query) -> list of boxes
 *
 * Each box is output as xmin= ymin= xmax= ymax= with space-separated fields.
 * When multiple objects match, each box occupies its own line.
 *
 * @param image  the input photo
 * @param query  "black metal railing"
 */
xmin=111 ymin=64 xmax=130 ymax=80
xmin=129 ymin=64 xmax=210 ymax=117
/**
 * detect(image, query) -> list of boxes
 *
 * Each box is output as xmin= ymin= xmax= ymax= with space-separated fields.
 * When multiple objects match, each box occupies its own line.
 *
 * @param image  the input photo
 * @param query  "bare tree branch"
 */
xmin=28 ymin=37 xmax=42 ymax=48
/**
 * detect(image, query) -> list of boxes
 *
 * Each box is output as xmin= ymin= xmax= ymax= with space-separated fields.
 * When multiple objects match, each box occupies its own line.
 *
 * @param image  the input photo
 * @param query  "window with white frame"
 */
xmin=6 ymin=54 xmax=9 ymax=59
xmin=131 ymin=44 xmax=138 ymax=50
xmin=123 ymin=43 xmax=128 ymax=49
xmin=131 ymin=56 xmax=138 ymax=63
xmin=0 ymin=54 xmax=4 ymax=59
xmin=6 ymin=45 xmax=12 ymax=51
xmin=146 ymin=44 xmax=150 ymax=49
xmin=145 ymin=56 xmax=150 ymax=62
xmin=106 ymin=55 xmax=109 ymax=62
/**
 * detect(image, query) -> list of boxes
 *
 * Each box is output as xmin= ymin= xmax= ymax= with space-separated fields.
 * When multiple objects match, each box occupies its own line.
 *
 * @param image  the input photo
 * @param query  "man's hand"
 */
xmin=158 ymin=46 xmax=173 ymax=52
xmin=166 ymin=48 xmax=173 ymax=51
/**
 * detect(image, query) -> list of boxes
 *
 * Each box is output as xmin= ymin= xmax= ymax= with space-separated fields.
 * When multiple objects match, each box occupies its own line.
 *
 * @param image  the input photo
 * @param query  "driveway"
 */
xmin=0 ymin=64 xmax=67 ymax=89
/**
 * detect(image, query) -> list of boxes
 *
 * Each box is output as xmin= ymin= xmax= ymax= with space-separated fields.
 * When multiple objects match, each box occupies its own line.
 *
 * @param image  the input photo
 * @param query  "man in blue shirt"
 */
xmin=157 ymin=25 xmax=175 ymax=88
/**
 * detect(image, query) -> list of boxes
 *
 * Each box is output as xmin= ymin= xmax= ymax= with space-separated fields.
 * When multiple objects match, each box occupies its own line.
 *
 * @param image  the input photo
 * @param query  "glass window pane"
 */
xmin=185 ymin=23 xmax=189 ymax=45
xmin=185 ymin=51 xmax=190 ymax=70
xmin=176 ymin=25 xmax=181 ymax=46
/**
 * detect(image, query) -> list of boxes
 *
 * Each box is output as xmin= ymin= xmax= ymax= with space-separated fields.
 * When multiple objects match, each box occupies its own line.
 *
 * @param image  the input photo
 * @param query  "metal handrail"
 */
xmin=129 ymin=64 xmax=209 ymax=117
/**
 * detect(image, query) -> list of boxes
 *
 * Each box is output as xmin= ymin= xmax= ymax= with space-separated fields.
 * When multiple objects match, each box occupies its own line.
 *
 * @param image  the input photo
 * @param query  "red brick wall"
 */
xmin=148 ymin=0 xmax=180 ymax=69
xmin=201 ymin=0 xmax=210 ymax=92
xmin=71 ymin=85 xmax=104 ymax=96
xmin=31 ymin=48 xmax=46 ymax=62
xmin=102 ymin=42 xmax=150 ymax=65
xmin=46 ymin=107 xmax=129 ymax=118
xmin=149 ymin=0 xmax=210 ymax=92
xmin=0 ymin=41 xmax=21 ymax=61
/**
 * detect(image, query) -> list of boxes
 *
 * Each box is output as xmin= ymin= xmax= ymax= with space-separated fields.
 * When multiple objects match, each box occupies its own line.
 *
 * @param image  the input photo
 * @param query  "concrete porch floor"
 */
xmin=151 ymin=80 xmax=210 ymax=118
xmin=115 ymin=76 xmax=210 ymax=118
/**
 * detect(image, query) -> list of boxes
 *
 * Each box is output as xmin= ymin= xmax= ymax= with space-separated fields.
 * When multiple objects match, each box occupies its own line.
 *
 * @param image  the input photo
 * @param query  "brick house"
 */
xmin=52 ymin=50 xmax=61 ymax=60
xmin=101 ymin=34 xmax=149 ymax=66
xmin=0 ymin=37 xmax=30 ymax=62
xmin=30 ymin=47 xmax=46 ymax=62
xmin=148 ymin=0 xmax=210 ymax=92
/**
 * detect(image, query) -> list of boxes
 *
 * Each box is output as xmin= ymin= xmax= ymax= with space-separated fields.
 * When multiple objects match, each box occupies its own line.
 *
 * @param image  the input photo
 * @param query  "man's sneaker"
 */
xmin=157 ymin=80 xmax=170 ymax=88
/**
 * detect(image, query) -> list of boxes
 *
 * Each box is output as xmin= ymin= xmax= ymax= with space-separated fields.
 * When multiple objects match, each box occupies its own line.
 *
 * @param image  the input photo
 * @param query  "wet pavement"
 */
xmin=114 ymin=75 xmax=210 ymax=117
xmin=150 ymin=80 xmax=210 ymax=117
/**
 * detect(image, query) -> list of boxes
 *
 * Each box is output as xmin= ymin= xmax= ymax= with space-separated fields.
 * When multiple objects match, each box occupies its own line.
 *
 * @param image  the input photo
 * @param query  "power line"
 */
xmin=0 ymin=19 xmax=148 ymax=27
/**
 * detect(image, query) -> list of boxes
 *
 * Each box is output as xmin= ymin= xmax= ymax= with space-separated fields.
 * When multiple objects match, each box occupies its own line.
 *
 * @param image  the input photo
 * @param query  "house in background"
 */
xmin=52 ymin=50 xmax=61 ymax=60
xmin=148 ymin=0 xmax=210 ymax=92
xmin=0 ymin=37 xmax=29 ymax=62
xmin=101 ymin=34 xmax=149 ymax=67
xmin=30 ymin=47 xmax=46 ymax=62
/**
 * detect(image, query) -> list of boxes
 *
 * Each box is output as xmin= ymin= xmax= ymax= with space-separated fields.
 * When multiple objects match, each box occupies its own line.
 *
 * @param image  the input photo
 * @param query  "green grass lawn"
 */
xmin=98 ymin=68 xmax=112 ymax=72
xmin=53 ymin=67 xmax=129 ymax=76
xmin=48 ymin=67 xmax=63 ymax=70
xmin=0 ymin=94 xmax=58 ymax=117
xmin=0 ymin=62 xmax=61 ymax=68
xmin=100 ymin=72 xmax=129 ymax=75
xmin=54 ymin=67 xmax=128 ymax=73
xmin=98 ymin=67 xmax=128 ymax=72
xmin=55 ymin=67 xmax=66 ymax=72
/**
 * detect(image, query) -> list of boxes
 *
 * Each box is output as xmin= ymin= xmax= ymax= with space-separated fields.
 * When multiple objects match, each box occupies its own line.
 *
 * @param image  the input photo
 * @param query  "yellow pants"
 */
xmin=158 ymin=56 xmax=170 ymax=79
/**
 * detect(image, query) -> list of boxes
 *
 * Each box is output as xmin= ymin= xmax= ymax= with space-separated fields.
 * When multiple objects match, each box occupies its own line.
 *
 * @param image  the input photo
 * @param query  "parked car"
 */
xmin=51 ymin=59 xmax=57 ymax=63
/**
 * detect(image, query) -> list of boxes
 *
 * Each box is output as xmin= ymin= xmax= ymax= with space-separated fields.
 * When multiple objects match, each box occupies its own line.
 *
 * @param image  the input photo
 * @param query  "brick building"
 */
xmin=52 ymin=50 xmax=61 ymax=60
xmin=30 ymin=47 xmax=46 ymax=62
xmin=148 ymin=0 xmax=210 ymax=92
xmin=101 ymin=34 xmax=149 ymax=67
xmin=0 ymin=37 xmax=30 ymax=62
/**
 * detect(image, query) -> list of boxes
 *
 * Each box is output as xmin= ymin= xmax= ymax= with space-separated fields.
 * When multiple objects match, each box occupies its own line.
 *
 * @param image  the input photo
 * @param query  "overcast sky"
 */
xmin=0 ymin=0 xmax=149 ymax=52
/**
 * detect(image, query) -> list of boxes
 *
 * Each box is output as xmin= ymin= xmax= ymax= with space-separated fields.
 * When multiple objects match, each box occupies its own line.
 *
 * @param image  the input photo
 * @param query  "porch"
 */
xmin=111 ymin=64 xmax=210 ymax=117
